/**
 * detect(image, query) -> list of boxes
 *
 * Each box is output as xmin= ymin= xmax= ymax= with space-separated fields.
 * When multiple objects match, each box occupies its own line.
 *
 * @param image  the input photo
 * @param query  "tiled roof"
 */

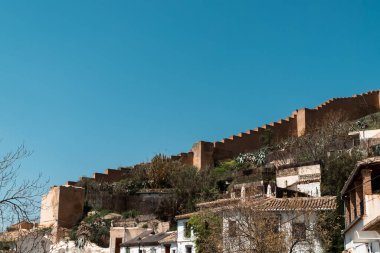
xmin=218 ymin=196 xmax=337 ymax=212
xmin=158 ymin=232 xmax=177 ymax=244
xmin=174 ymin=212 xmax=198 ymax=220
xmin=120 ymin=231 xmax=174 ymax=247
xmin=341 ymin=156 xmax=380 ymax=195
xmin=254 ymin=196 xmax=337 ymax=211
xmin=196 ymin=198 xmax=240 ymax=209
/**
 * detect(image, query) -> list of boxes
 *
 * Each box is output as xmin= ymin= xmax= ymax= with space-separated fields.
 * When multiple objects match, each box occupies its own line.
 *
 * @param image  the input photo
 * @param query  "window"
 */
xmin=186 ymin=246 xmax=192 ymax=253
xmin=263 ymin=215 xmax=280 ymax=233
xmin=150 ymin=248 xmax=156 ymax=253
xmin=184 ymin=222 xmax=191 ymax=238
xmin=125 ymin=248 xmax=130 ymax=253
xmin=228 ymin=220 xmax=237 ymax=237
xmin=372 ymin=170 xmax=380 ymax=194
xmin=292 ymin=223 xmax=306 ymax=240
xmin=172 ymin=250 xmax=176 ymax=253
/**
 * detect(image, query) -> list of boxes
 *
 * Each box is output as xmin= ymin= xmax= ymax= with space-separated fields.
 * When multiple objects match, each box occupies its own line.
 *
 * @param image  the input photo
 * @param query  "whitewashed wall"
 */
xmin=344 ymin=194 xmax=380 ymax=253
xmin=176 ymin=219 xmax=195 ymax=253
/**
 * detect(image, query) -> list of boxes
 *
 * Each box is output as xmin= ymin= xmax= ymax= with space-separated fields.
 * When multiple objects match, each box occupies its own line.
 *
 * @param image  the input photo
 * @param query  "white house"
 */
xmin=174 ymin=213 xmax=196 ymax=253
xmin=341 ymin=157 xmax=380 ymax=253
xmin=221 ymin=196 xmax=336 ymax=253
xmin=276 ymin=162 xmax=321 ymax=197
xmin=120 ymin=231 xmax=177 ymax=253
xmin=110 ymin=227 xmax=151 ymax=253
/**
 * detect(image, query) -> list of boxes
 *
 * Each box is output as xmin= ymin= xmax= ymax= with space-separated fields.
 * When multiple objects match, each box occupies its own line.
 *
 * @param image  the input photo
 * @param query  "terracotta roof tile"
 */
xmin=158 ymin=232 xmax=177 ymax=244
xmin=248 ymin=196 xmax=337 ymax=211
xmin=196 ymin=198 xmax=240 ymax=209
xmin=175 ymin=212 xmax=198 ymax=220
xmin=120 ymin=231 xmax=174 ymax=247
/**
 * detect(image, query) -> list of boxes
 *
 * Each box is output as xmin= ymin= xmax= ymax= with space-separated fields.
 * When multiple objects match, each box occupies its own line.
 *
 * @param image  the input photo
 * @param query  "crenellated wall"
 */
xmin=66 ymin=167 xmax=133 ymax=186
xmin=175 ymin=90 xmax=380 ymax=169
xmin=40 ymin=89 xmax=380 ymax=230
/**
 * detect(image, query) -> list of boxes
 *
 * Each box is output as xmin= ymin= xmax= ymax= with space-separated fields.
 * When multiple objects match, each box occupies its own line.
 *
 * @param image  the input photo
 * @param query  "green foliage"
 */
xmin=142 ymin=224 xmax=148 ymax=229
xmin=213 ymin=160 xmax=242 ymax=192
xmin=122 ymin=210 xmax=139 ymax=219
xmin=213 ymin=160 xmax=241 ymax=177
xmin=321 ymin=150 xmax=363 ymax=196
xmin=316 ymin=203 xmax=345 ymax=253
xmin=146 ymin=154 xmax=180 ymax=188
xmin=319 ymin=150 xmax=363 ymax=252
xmin=351 ymin=112 xmax=380 ymax=130
xmin=237 ymin=148 xmax=268 ymax=167
xmin=188 ymin=211 xmax=222 ymax=253
xmin=76 ymin=218 xmax=112 ymax=248
xmin=114 ymin=166 xmax=148 ymax=194
xmin=91 ymin=219 xmax=112 ymax=247
xmin=0 ymin=241 xmax=13 ymax=250
xmin=172 ymin=166 xmax=218 ymax=213
xmin=155 ymin=166 xmax=219 ymax=221
xmin=69 ymin=226 xmax=78 ymax=241
xmin=83 ymin=209 xmax=111 ymax=223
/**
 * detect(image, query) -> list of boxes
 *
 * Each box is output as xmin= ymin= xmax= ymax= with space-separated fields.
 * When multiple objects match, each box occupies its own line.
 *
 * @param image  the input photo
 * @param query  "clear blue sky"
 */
xmin=0 ymin=1 xmax=379 ymax=187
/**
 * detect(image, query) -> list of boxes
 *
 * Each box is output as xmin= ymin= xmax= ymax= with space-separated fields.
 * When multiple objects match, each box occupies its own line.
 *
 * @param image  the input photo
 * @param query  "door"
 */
xmin=115 ymin=237 xmax=123 ymax=253
xmin=165 ymin=245 xmax=170 ymax=253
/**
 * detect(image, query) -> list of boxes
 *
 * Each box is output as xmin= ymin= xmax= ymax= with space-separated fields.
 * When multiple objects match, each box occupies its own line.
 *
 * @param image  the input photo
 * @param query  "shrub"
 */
xmin=122 ymin=210 xmax=139 ymax=219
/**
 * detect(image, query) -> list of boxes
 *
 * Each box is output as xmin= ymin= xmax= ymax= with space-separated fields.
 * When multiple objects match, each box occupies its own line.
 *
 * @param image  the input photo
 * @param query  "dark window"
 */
xmin=360 ymin=200 xmax=365 ymax=216
xmin=353 ymin=135 xmax=360 ymax=147
xmin=347 ymin=203 xmax=351 ymax=224
xmin=184 ymin=222 xmax=191 ymax=238
xmin=228 ymin=220 xmax=237 ymax=237
xmin=292 ymin=223 xmax=306 ymax=240
xmin=186 ymin=246 xmax=192 ymax=253
xmin=372 ymin=171 xmax=380 ymax=194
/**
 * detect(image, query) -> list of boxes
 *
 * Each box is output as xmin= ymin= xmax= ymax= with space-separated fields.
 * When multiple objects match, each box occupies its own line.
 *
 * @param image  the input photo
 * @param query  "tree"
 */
xmin=190 ymin=196 xmax=338 ymax=253
xmin=222 ymin=203 xmax=287 ymax=253
xmin=169 ymin=166 xmax=217 ymax=214
xmin=146 ymin=154 xmax=179 ymax=188
xmin=189 ymin=210 xmax=223 ymax=253
xmin=0 ymin=145 xmax=47 ymax=229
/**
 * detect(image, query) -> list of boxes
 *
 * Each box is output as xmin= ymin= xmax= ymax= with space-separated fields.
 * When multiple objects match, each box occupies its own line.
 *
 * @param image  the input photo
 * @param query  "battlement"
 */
xmin=66 ymin=89 xmax=380 ymax=180
xmin=66 ymin=167 xmax=133 ymax=186
xmin=175 ymin=89 xmax=380 ymax=169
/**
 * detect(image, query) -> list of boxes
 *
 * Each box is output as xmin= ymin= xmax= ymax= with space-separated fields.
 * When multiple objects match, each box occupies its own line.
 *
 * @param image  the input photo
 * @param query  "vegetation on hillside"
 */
xmin=188 ymin=112 xmax=379 ymax=253
xmin=72 ymin=112 xmax=380 ymax=251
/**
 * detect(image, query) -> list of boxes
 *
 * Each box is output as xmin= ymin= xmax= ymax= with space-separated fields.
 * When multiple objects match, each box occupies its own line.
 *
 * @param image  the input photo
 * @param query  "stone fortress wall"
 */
xmin=40 ymin=89 xmax=380 ymax=230
xmin=65 ymin=90 xmax=380 ymax=185
xmin=173 ymin=90 xmax=380 ymax=169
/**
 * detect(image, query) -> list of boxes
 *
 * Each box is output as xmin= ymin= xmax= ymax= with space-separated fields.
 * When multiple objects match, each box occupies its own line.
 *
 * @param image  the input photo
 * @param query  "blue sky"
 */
xmin=0 ymin=0 xmax=379 ymax=187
